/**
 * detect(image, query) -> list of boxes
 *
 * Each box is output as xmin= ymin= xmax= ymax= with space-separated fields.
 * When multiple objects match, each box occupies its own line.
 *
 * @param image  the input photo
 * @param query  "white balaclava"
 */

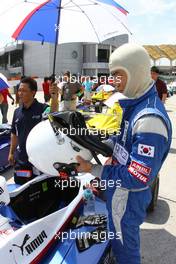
xmin=109 ymin=44 xmax=153 ymax=99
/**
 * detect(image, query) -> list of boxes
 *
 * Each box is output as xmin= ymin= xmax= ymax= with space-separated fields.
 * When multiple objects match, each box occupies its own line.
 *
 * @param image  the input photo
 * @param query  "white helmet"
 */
xmin=26 ymin=118 xmax=93 ymax=176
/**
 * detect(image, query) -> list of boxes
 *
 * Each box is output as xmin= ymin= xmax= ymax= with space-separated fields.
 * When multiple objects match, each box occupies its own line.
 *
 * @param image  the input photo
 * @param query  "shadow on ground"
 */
xmin=169 ymin=147 xmax=176 ymax=154
xmin=141 ymin=199 xmax=176 ymax=264
xmin=146 ymin=199 xmax=170 ymax=225
xmin=141 ymin=229 xmax=176 ymax=264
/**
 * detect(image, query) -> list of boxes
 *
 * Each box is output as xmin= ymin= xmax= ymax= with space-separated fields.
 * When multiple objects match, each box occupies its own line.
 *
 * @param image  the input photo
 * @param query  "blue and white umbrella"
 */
xmin=0 ymin=0 xmax=130 ymax=75
xmin=0 ymin=73 xmax=9 ymax=92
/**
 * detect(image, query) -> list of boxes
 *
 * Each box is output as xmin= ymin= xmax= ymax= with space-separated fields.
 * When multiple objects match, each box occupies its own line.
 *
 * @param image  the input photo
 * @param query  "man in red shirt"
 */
xmin=0 ymin=88 xmax=14 ymax=123
xmin=151 ymin=66 xmax=168 ymax=103
xmin=42 ymin=77 xmax=51 ymax=102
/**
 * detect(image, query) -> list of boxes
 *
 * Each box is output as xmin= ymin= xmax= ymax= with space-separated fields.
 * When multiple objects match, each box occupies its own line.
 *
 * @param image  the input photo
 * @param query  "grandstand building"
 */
xmin=0 ymin=34 xmax=128 ymax=79
xmin=144 ymin=45 xmax=176 ymax=77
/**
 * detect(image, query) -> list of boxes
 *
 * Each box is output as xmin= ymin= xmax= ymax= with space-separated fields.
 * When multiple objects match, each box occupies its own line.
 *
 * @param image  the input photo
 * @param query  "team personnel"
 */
xmin=0 ymin=88 xmax=14 ymax=123
xmin=8 ymin=77 xmax=58 ymax=184
xmin=42 ymin=76 xmax=51 ymax=102
xmin=58 ymin=71 xmax=82 ymax=111
xmin=151 ymin=66 xmax=168 ymax=103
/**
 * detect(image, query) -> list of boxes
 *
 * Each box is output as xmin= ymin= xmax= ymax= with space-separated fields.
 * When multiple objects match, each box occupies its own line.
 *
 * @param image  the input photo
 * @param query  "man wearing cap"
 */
xmin=151 ymin=66 xmax=168 ymax=103
xmin=76 ymin=44 xmax=172 ymax=264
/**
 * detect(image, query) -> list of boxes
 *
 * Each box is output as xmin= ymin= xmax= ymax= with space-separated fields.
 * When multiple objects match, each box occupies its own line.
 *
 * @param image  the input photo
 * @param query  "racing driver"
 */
xmin=76 ymin=43 xmax=172 ymax=264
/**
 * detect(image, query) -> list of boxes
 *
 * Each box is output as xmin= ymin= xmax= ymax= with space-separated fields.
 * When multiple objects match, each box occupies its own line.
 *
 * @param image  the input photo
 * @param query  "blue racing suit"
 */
xmin=101 ymin=85 xmax=172 ymax=264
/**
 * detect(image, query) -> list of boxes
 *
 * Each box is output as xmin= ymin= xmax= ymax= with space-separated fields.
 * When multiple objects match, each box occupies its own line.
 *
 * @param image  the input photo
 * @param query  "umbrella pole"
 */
xmin=52 ymin=0 xmax=62 ymax=78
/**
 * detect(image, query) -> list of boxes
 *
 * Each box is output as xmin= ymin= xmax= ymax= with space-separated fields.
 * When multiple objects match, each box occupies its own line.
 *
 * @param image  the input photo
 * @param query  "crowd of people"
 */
xmin=41 ymin=72 xmax=107 ymax=109
xmin=1 ymin=64 xmax=168 ymax=126
xmin=0 ymin=43 xmax=172 ymax=264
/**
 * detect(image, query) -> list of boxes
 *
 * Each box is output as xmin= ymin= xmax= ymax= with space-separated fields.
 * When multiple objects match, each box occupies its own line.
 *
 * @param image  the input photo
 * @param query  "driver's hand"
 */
xmin=76 ymin=156 xmax=92 ymax=173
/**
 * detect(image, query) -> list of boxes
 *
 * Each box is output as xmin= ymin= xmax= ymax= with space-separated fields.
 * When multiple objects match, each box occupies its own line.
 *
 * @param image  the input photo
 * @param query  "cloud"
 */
xmin=115 ymin=0 xmax=176 ymax=44
xmin=128 ymin=0 xmax=176 ymax=16
xmin=164 ymin=35 xmax=176 ymax=44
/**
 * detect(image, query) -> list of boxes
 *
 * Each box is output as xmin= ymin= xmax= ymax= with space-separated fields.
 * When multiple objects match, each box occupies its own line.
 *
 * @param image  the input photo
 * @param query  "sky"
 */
xmin=120 ymin=0 xmax=176 ymax=45
xmin=0 ymin=0 xmax=176 ymax=48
